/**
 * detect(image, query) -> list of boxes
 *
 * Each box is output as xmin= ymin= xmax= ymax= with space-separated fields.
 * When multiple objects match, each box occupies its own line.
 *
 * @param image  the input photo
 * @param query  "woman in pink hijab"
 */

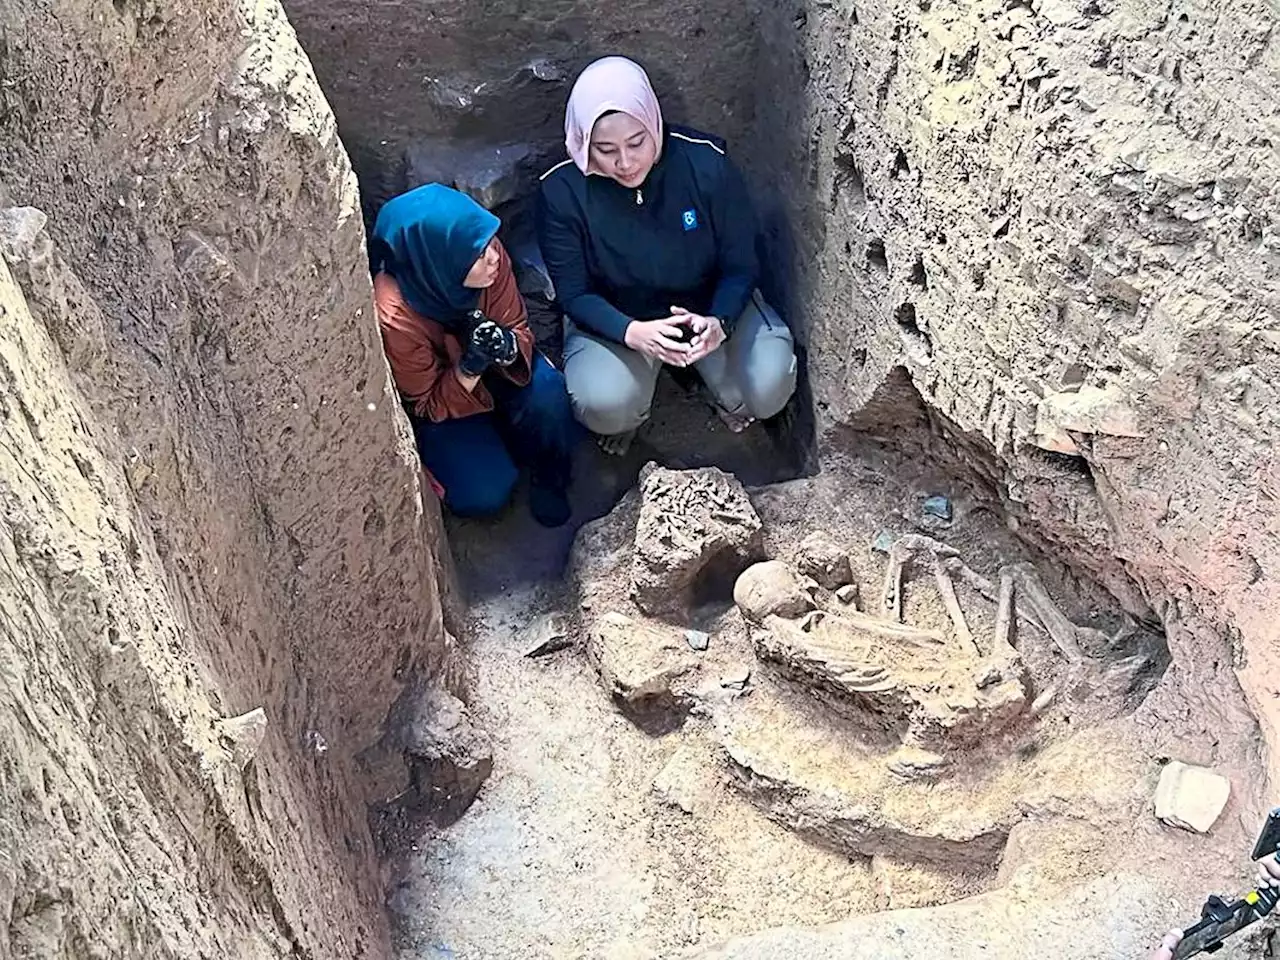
xmin=537 ymin=56 xmax=797 ymax=455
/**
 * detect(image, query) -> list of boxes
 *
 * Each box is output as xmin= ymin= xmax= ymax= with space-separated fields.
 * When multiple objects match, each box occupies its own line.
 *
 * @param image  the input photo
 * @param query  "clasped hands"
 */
xmin=459 ymin=310 xmax=519 ymax=377
xmin=623 ymin=306 xmax=726 ymax=367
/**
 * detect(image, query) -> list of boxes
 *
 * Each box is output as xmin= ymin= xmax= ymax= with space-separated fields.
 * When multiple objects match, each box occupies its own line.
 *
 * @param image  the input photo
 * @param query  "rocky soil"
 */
xmin=2 ymin=0 xmax=1276 ymax=955
xmin=394 ymin=451 xmax=1269 ymax=958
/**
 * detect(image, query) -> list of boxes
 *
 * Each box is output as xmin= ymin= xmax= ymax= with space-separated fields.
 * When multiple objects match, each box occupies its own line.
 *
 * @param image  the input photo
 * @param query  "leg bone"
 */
xmin=992 ymin=571 xmax=1015 ymax=656
xmin=932 ymin=558 xmax=979 ymax=655
xmin=1006 ymin=563 xmax=1111 ymax=664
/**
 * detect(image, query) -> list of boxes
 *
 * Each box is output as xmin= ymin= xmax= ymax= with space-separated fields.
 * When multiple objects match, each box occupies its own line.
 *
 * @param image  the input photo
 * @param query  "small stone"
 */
xmin=1034 ymin=385 xmax=1143 ymax=454
xmin=527 ymin=57 xmax=567 ymax=82
xmin=974 ymin=662 xmax=1004 ymax=689
xmin=400 ymin=687 xmax=494 ymax=826
xmin=887 ymin=746 xmax=948 ymax=781
xmin=588 ymin=616 xmax=701 ymax=716
xmin=652 ymin=746 xmax=704 ymax=814
xmin=1118 ymin=142 xmax=1150 ymax=172
xmin=733 ymin=561 xmax=815 ymax=622
xmin=796 ymin=533 xmax=854 ymax=590
xmin=923 ymin=495 xmax=953 ymax=521
xmin=1030 ymin=687 xmax=1057 ymax=714
xmin=1034 ymin=0 xmax=1079 ymax=25
xmin=684 ymin=630 xmax=710 ymax=652
xmin=835 ymin=583 xmax=860 ymax=607
xmin=872 ymin=530 xmax=895 ymax=554
xmin=1154 ymin=761 xmax=1230 ymax=834
xmin=720 ymin=665 xmax=752 ymax=689
xmin=0 ymin=206 xmax=50 ymax=263
xmin=521 ymin=612 xmax=572 ymax=658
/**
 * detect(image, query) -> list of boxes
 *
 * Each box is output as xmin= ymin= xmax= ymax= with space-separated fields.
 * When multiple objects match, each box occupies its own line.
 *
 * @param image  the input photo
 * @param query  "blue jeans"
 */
xmin=410 ymin=354 xmax=575 ymax=517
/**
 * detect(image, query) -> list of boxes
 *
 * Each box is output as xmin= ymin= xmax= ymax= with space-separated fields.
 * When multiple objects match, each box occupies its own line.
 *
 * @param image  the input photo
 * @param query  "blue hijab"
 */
xmin=371 ymin=184 xmax=501 ymax=329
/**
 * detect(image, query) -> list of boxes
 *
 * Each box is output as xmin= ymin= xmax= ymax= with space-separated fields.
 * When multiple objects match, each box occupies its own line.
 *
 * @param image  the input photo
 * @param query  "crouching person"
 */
xmin=537 ymin=55 xmax=798 ymax=454
xmin=372 ymin=184 xmax=575 ymax=527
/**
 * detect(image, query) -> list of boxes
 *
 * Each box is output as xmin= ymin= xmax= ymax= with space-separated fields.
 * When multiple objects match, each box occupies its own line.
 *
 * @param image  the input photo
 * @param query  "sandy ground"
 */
xmin=391 ymin=436 xmax=1184 ymax=958
xmin=390 ymin=585 xmax=878 ymax=960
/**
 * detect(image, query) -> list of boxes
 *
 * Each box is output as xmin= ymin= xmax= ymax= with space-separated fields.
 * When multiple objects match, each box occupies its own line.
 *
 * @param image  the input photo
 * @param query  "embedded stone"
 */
xmin=796 ymin=532 xmax=854 ymax=590
xmin=1154 ymin=761 xmax=1230 ymax=834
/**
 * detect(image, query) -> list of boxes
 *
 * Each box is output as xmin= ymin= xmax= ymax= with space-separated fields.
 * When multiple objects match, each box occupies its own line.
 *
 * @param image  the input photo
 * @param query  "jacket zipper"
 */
xmin=635 ymin=189 xmax=643 ymax=205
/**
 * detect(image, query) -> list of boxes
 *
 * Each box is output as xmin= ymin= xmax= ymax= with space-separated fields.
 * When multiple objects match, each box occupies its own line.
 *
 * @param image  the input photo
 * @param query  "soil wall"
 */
xmin=751 ymin=0 xmax=1280 ymax=783
xmin=0 ymin=0 xmax=450 ymax=955
xmin=280 ymin=0 xmax=763 ymax=212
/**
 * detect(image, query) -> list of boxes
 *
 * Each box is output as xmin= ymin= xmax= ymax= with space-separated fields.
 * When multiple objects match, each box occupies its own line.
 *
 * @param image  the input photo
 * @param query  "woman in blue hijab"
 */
xmin=372 ymin=184 xmax=575 ymax=527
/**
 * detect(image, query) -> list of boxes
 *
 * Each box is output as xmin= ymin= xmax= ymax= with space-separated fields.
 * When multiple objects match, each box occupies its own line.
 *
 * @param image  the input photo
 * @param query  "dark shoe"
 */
xmin=529 ymin=483 xmax=571 ymax=528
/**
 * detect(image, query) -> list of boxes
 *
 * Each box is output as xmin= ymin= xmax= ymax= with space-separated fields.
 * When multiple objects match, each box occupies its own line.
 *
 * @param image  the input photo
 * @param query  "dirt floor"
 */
xmin=390 ymin=425 xmax=1264 ymax=959
xmin=391 ymin=585 xmax=879 ymax=960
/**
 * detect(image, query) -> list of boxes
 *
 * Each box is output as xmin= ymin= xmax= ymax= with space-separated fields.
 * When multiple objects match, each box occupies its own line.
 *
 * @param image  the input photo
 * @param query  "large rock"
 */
xmin=631 ymin=465 xmax=764 ymax=623
xmin=586 ymin=611 xmax=699 ymax=732
xmin=400 ymin=687 xmax=494 ymax=826
xmin=1154 ymin=761 xmax=1231 ymax=834
xmin=402 ymin=139 xmax=535 ymax=210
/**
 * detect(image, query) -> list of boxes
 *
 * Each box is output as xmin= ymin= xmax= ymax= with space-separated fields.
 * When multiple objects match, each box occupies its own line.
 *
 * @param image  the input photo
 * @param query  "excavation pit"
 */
xmin=1 ymin=0 xmax=1274 ymax=954
xmin=389 ymin=419 xmax=1182 ymax=958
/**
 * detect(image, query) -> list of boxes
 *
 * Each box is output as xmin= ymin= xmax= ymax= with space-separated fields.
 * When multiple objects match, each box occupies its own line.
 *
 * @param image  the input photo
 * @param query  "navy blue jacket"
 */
xmin=535 ymin=126 xmax=759 ymax=343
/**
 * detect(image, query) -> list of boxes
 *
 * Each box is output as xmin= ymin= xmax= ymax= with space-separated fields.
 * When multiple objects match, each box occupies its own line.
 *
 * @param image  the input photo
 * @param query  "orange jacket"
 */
xmin=374 ymin=239 xmax=534 ymax=422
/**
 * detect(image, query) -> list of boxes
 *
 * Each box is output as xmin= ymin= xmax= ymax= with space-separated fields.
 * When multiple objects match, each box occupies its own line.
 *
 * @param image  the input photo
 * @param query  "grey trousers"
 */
xmin=563 ymin=290 xmax=798 ymax=436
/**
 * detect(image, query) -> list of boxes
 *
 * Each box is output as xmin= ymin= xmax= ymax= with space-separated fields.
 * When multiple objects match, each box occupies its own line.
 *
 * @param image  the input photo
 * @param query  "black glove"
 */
xmin=459 ymin=312 xmax=518 ymax=376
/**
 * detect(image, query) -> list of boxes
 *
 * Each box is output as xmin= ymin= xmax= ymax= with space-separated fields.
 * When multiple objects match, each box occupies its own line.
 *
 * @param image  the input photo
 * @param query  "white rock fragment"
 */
xmin=1033 ymin=385 xmax=1144 ymax=454
xmin=651 ymin=746 xmax=705 ymax=814
xmin=218 ymin=707 xmax=268 ymax=769
xmin=1154 ymin=761 xmax=1230 ymax=834
xmin=586 ymin=612 xmax=697 ymax=705
xmin=521 ymin=611 xmax=572 ymax=657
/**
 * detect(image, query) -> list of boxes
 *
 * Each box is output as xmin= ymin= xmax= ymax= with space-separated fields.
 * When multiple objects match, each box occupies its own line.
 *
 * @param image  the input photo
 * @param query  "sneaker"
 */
xmin=529 ymin=483 xmax=571 ymax=528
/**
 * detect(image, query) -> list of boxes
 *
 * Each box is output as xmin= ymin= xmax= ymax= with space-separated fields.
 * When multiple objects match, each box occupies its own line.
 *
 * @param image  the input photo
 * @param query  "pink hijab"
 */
xmin=564 ymin=56 xmax=664 ymax=175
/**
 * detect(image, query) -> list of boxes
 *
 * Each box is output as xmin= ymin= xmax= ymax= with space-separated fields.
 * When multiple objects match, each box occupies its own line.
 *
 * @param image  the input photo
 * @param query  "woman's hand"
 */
xmin=1257 ymin=853 xmax=1280 ymax=888
xmin=459 ymin=318 xmax=517 ymax=376
xmin=624 ymin=318 xmax=693 ymax=366
xmin=670 ymin=306 xmax=726 ymax=363
xmin=1150 ymin=929 xmax=1182 ymax=960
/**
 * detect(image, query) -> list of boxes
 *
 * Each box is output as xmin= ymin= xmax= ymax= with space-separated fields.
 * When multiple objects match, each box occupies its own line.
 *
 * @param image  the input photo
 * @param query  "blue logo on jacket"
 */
xmin=681 ymin=209 xmax=699 ymax=231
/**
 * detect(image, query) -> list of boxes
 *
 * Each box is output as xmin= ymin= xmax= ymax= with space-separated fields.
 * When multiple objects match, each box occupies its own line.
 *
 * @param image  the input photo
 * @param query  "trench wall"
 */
xmin=750 ymin=0 xmax=1280 ymax=784
xmin=0 ymin=0 xmax=450 ymax=955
